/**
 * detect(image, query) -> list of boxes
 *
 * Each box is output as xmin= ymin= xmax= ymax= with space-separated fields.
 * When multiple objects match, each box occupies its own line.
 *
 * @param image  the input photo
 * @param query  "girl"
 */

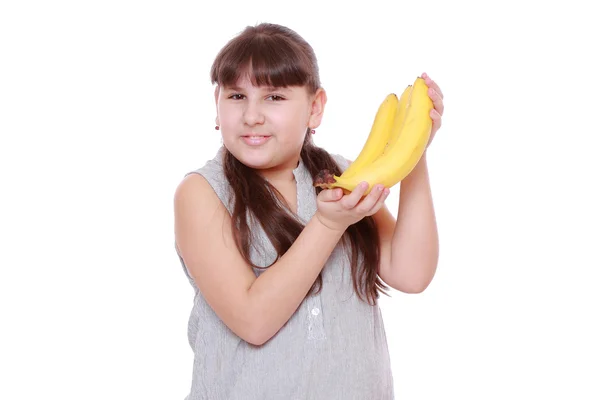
xmin=174 ymin=22 xmax=444 ymax=400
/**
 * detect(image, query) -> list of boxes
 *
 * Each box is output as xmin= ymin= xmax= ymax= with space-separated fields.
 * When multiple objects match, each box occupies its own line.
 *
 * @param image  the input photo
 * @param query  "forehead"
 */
xmin=222 ymin=77 xmax=303 ymax=94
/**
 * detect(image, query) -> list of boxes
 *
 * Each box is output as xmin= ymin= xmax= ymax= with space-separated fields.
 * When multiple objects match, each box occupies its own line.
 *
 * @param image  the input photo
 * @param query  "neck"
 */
xmin=259 ymin=158 xmax=300 ymax=184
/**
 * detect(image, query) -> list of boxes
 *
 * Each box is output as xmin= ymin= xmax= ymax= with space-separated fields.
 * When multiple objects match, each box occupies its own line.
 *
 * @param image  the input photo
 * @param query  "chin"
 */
xmin=225 ymin=144 xmax=274 ymax=170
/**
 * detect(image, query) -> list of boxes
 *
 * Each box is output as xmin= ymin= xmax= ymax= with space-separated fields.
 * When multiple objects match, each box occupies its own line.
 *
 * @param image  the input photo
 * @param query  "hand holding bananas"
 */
xmin=315 ymin=181 xmax=390 ymax=232
xmin=314 ymin=73 xmax=444 ymax=194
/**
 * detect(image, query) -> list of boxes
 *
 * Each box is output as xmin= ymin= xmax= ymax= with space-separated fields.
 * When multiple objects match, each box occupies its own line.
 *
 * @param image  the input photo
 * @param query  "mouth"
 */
xmin=241 ymin=135 xmax=271 ymax=146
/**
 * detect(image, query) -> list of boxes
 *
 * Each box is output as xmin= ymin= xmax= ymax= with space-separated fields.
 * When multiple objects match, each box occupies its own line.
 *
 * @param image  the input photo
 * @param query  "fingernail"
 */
xmin=377 ymin=185 xmax=383 ymax=192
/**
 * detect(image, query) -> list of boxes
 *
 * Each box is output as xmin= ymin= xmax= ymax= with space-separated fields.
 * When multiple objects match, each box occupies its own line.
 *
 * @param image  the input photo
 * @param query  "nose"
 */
xmin=243 ymin=100 xmax=265 ymax=126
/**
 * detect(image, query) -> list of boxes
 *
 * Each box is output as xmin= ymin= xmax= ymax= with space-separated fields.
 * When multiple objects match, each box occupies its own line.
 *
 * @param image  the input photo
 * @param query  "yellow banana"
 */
xmin=330 ymin=76 xmax=433 ymax=194
xmin=341 ymin=93 xmax=398 ymax=179
xmin=382 ymin=84 xmax=412 ymax=155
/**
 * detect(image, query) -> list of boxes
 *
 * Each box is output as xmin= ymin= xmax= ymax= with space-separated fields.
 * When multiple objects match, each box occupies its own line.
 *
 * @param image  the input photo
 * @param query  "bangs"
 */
xmin=210 ymin=32 xmax=318 ymax=91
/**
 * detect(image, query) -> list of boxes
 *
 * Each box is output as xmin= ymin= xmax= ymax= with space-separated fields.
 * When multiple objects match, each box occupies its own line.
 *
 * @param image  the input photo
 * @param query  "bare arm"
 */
xmin=376 ymin=155 xmax=439 ymax=293
xmin=174 ymin=174 xmax=345 ymax=346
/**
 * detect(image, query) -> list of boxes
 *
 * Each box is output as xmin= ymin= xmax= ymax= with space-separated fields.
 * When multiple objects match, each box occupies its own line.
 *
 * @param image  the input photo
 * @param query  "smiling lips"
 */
xmin=242 ymin=135 xmax=271 ymax=146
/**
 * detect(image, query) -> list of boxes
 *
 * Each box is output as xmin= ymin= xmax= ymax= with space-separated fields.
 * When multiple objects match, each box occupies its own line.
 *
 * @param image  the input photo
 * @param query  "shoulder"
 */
xmin=173 ymin=167 xmax=236 ymax=259
xmin=174 ymin=173 xmax=222 ymax=221
xmin=175 ymin=146 xmax=234 ymax=213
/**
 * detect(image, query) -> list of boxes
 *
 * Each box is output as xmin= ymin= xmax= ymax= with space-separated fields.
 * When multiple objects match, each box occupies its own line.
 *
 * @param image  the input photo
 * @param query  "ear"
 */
xmin=308 ymin=87 xmax=327 ymax=130
xmin=214 ymin=86 xmax=220 ymax=125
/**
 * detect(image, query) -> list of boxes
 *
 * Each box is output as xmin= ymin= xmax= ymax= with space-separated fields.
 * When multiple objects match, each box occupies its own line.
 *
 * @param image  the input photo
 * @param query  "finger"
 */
xmin=430 ymin=108 xmax=442 ymax=123
xmin=355 ymin=184 xmax=387 ymax=214
xmin=428 ymin=88 xmax=444 ymax=116
xmin=422 ymin=72 xmax=444 ymax=99
xmin=430 ymin=108 xmax=442 ymax=134
xmin=340 ymin=181 xmax=369 ymax=209
xmin=319 ymin=187 xmax=343 ymax=202
xmin=365 ymin=187 xmax=391 ymax=216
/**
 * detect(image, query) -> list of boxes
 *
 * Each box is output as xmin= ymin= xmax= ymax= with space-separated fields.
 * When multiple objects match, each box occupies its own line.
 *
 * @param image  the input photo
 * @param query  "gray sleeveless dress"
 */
xmin=176 ymin=146 xmax=395 ymax=400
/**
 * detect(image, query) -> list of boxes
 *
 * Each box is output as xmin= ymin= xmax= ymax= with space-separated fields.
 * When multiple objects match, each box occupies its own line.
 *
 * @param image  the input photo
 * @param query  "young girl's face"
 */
xmin=216 ymin=74 xmax=322 ymax=175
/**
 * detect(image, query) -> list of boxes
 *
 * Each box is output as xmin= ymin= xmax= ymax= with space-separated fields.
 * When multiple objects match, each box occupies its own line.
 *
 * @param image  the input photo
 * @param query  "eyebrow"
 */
xmin=223 ymin=85 xmax=290 ymax=92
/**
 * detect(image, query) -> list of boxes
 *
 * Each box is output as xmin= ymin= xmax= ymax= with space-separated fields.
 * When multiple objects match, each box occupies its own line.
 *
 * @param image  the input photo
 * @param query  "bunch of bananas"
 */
xmin=316 ymin=76 xmax=433 ymax=194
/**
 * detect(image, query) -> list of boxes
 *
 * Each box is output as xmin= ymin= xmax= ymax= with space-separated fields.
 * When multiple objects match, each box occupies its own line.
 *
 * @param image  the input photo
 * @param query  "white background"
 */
xmin=1 ymin=0 xmax=599 ymax=399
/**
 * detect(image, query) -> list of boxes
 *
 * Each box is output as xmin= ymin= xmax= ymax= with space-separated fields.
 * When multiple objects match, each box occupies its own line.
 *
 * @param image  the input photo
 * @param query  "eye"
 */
xmin=228 ymin=94 xmax=245 ymax=100
xmin=267 ymin=95 xmax=285 ymax=101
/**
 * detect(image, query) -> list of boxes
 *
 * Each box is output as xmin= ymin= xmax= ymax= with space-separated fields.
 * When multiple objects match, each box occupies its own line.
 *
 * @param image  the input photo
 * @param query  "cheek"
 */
xmin=218 ymin=106 xmax=238 ymax=128
xmin=273 ymin=107 xmax=307 ymax=129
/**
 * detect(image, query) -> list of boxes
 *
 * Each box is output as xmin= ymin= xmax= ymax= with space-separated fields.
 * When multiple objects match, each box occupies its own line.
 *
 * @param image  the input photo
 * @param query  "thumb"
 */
xmin=319 ymin=188 xmax=343 ymax=202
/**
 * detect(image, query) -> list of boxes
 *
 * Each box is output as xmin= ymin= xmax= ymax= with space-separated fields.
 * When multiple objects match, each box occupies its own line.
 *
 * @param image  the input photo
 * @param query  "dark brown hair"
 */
xmin=210 ymin=23 xmax=389 ymax=305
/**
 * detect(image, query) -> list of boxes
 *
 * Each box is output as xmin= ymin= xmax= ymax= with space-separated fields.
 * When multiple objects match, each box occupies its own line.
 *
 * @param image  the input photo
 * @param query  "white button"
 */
xmin=311 ymin=308 xmax=320 ymax=316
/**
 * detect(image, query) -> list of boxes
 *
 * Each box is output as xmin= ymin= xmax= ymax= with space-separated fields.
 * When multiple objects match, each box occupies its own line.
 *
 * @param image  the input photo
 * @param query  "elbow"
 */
xmin=245 ymin=332 xmax=269 ymax=347
xmin=241 ymin=322 xmax=267 ymax=346
xmin=384 ymin=267 xmax=435 ymax=294
xmin=235 ymin=313 xmax=276 ymax=347
xmin=400 ymin=271 xmax=436 ymax=294
xmin=383 ymin=274 xmax=428 ymax=293
xmin=232 ymin=291 xmax=287 ymax=346
xmin=398 ymin=281 xmax=429 ymax=294
xmin=385 ymin=257 xmax=438 ymax=294
xmin=244 ymin=325 xmax=276 ymax=347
